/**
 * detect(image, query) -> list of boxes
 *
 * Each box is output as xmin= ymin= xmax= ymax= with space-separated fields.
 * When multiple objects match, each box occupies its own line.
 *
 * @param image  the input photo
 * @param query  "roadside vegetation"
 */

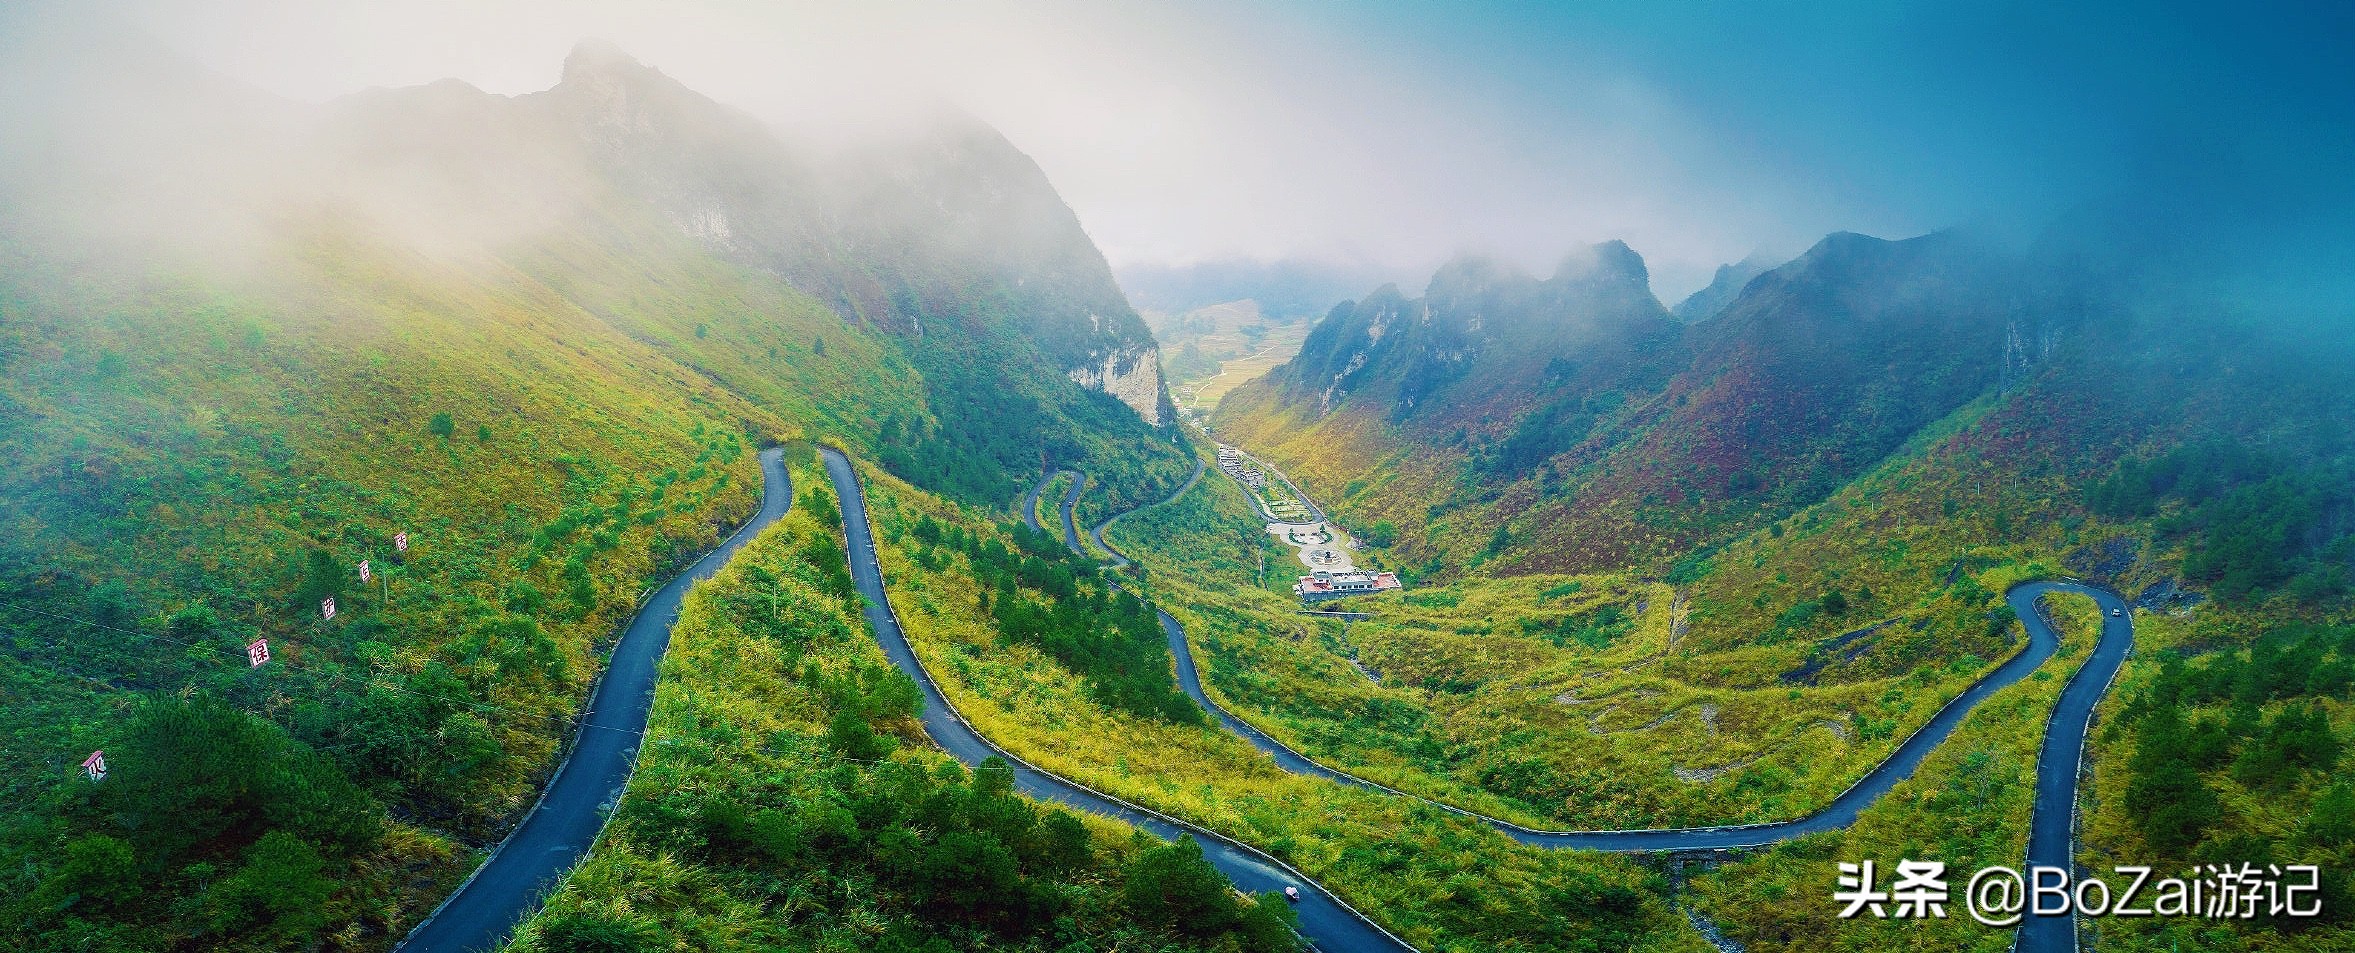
xmin=1185 ymin=316 xmax=2352 ymax=950
xmin=1033 ymin=472 xmax=1078 ymax=540
xmin=500 ymin=457 xmax=1299 ymax=953
xmin=906 ymin=507 xmax=1202 ymax=725
xmin=0 ymin=229 xmax=843 ymax=951
xmin=1104 ymin=442 xmax=2057 ymax=832
xmin=2074 ymin=602 xmax=2354 ymax=952
xmin=1687 ymin=593 xmax=2107 ymax=953
xmin=853 ymin=458 xmax=1685 ymax=952
xmin=875 ymin=323 xmax=1195 ymax=519
xmin=0 ymin=209 xmax=1194 ymax=950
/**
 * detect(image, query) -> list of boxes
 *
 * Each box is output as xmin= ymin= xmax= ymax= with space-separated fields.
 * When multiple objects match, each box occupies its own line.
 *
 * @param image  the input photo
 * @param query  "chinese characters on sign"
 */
xmin=394 ymin=531 xmax=408 ymax=554
xmin=247 ymin=638 xmax=270 ymax=667
xmin=358 ymin=559 xmax=371 ymax=584
xmin=81 ymin=750 xmax=106 ymax=781
xmin=321 ymin=597 xmax=336 ymax=621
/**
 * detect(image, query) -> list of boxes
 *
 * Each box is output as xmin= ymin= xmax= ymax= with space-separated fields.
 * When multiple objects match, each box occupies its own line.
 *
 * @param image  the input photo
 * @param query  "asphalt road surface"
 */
xmin=396 ymin=448 xmax=792 ymax=953
xmin=2019 ymin=580 xmax=2138 ymax=953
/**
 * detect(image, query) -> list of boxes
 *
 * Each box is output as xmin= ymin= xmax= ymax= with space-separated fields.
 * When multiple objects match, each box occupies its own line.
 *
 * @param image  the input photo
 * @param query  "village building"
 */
xmin=1221 ymin=443 xmax=1408 ymax=604
xmin=1295 ymin=569 xmax=1403 ymax=602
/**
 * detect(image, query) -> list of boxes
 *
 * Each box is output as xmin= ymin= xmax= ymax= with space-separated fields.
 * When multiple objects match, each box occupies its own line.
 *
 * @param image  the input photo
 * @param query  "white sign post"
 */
xmin=247 ymin=638 xmax=270 ymax=667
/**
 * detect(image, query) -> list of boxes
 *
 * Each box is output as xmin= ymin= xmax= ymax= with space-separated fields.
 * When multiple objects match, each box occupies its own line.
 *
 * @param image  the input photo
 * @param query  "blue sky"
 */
xmin=1284 ymin=0 xmax=2354 ymax=283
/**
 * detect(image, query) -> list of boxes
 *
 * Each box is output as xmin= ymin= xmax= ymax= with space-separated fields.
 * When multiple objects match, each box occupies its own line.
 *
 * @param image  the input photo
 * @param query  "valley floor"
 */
xmin=1066 ymin=445 xmax=2127 ymax=949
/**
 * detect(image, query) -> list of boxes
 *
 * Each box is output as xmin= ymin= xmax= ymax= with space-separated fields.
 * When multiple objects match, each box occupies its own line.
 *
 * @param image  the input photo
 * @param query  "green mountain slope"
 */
xmin=1216 ymin=231 xmax=2069 ymax=575
xmin=500 ymin=458 xmax=1299 ymax=953
xmin=1208 ymin=217 xmax=2354 ymax=951
xmin=304 ymin=41 xmax=1187 ymax=505
xmin=0 ymin=28 xmax=1185 ymax=952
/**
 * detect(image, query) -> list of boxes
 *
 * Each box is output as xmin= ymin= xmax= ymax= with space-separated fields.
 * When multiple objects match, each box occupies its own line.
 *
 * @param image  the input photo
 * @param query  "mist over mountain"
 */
xmin=1115 ymin=257 xmax=1404 ymax=321
xmin=1670 ymin=249 xmax=1784 ymax=323
xmin=1217 ymin=218 xmax=2352 ymax=579
xmin=0 ymin=18 xmax=1232 ymax=950
xmin=1 ymin=8 xmax=2350 ymax=953
xmin=1275 ymin=240 xmax=1675 ymax=426
xmin=1 ymin=24 xmax=1169 ymax=429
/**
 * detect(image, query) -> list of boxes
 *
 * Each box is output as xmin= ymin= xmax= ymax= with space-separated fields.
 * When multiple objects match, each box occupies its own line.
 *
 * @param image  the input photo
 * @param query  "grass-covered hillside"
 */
xmin=0 ymin=28 xmax=1188 ymax=953
xmin=1200 ymin=216 xmax=2352 ymax=951
xmin=1689 ymin=594 xmax=2110 ymax=953
xmin=849 ymin=456 xmax=1687 ymax=953
xmin=1103 ymin=439 xmax=2039 ymax=832
xmin=310 ymin=38 xmax=1193 ymax=510
xmin=1216 ymin=231 xmax=2066 ymax=576
xmin=0 ymin=199 xmax=839 ymax=953
xmin=497 ymin=451 xmax=1299 ymax=953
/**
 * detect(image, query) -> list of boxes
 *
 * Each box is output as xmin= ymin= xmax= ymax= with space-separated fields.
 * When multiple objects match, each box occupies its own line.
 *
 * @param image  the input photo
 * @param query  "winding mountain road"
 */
xmin=1021 ymin=468 xmax=1090 ymax=552
xmin=825 ymin=448 xmax=1416 ymax=952
xmin=1054 ymin=464 xmax=2132 ymax=952
xmin=378 ymin=427 xmax=2126 ymax=953
xmin=1086 ymin=462 xmax=1205 ymax=566
xmin=398 ymin=447 xmax=793 ymax=953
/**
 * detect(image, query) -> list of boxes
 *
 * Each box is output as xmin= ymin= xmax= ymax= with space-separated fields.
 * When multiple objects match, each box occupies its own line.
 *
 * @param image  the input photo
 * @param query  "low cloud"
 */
xmin=14 ymin=0 xmax=2351 ymax=303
